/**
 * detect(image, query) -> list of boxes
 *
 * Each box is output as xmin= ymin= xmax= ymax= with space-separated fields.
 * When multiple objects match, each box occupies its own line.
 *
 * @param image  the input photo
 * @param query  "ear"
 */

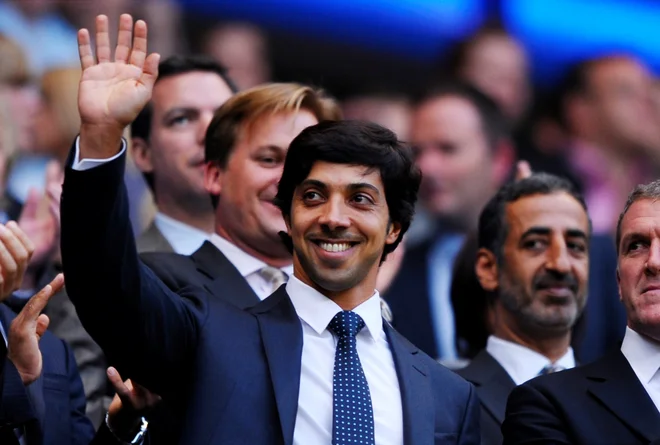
xmin=492 ymin=139 xmax=516 ymax=186
xmin=284 ymin=214 xmax=292 ymax=234
xmin=475 ymin=247 xmax=499 ymax=292
xmin=204 ymin=162 xmax=224 ymax=197
xmin=131 ymin=137 xmax=153 ymax=174
xmin=385 ymin=221 xmax=402 ymax=246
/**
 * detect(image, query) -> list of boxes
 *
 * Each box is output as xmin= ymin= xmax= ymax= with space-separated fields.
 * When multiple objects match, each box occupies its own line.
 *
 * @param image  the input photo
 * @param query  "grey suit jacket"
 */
xmin=136 ymin=221 xmax=174 ymax=254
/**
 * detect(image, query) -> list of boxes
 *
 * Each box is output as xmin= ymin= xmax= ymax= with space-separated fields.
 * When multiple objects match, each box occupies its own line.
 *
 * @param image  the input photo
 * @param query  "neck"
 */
xmin=156 ymin=199 xmax=214 ymax=233
xmin=214 ymin=224 xmax=292 ymax=269
xmin=492 ymin=304 xmax=572 ymax=362
xmin=293 ymin=258 xmax=378 ymax=311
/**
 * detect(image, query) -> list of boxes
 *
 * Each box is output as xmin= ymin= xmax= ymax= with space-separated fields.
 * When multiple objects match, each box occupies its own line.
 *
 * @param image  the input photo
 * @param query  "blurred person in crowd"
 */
xmin=61 ymin=14 xmax=480 ymax=444
xmin=342 ymin=92 xmax=412 ymax=140
xmin=560 ymin=55 xmax=660 ymax=235
xmin=131 ymin=55 xmax=237 ymax=255
xmin=503 ymin=180 xmax=660 ymax=445
xmin=0 ymin=0 xmax=79 ymax=74
xmin=59 ymin=0 xmax=188 ymax=58
xmin=443 ymin=22 xmax=531 ymax=129
xmin=457 ymin=173 xmax=590 ymax=445
xmin=384 ymin=82 xmax=514 ymax=363
xmin=201 ymin=22 xmax=271 ymax=90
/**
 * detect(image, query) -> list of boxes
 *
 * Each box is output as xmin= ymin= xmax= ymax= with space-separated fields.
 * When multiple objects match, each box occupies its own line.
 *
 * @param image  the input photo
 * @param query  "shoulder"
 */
xmin=140 ymin=251 xmax=195 ymax=271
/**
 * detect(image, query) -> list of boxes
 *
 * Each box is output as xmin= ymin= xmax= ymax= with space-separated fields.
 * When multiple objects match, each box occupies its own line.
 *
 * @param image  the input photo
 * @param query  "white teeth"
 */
xmin=319 ymin=242 xmax=351 ymax=252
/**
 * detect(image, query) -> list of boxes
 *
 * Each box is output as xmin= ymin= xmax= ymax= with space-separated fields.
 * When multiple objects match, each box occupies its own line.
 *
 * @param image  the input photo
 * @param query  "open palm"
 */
xmin=77 ymin=14 xmax=159 ymax=134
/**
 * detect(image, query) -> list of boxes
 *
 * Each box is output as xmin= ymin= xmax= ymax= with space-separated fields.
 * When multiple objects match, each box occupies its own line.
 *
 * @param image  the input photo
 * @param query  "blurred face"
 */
xmin=287 ymin=162 xmax=400 ymax=294
xmin=617 ymin=198 xmax=660 ymax=341
xmin=587 ymin=58 xmax=659 ymax=153
xmin=496 ymin=193 xmax=590 ymax=336
xmin=412 ymin=96 xmax=498 ymax=228
xmin=461 ymin=35 xmax=529 ymax=123
xmin=210 ymin=110 xmax=318 ymax=260
xmin=3 ymin=84 xmax=41 ymax=152
xmin=135 ymin=71 xmax=233 ymax=210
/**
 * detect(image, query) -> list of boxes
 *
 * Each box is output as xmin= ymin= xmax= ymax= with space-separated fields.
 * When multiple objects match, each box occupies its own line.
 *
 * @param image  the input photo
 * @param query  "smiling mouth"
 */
xmin=312 ymin=240 xmax=359 ymax=253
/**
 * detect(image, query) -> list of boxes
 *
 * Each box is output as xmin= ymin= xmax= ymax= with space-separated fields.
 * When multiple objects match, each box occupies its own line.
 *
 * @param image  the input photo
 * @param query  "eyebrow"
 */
xmin=162 ymin=107 xmax=198 ymax=120
xmin=298 ymin=179 xmax=381 ymax=196
xmin=521 ymin=227 xmax=588 ymax=240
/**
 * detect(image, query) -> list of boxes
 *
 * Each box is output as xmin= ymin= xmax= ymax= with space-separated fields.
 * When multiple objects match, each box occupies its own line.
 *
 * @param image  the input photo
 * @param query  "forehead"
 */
xmin=151 ymin=71 xmax=233 ymax=111
xmin=468 ymin=35 xmax=526 ymax=68
xmin=303 ymin=161 xmax=385 ymax=191
xmin=619 ymin=199 xmax=660 ymax=239
xmin=505 ymin=192 xmax=589 ymax=234
xmin=413 ymin=96 xmax=482 ymax=138
xmin=589 ymin=58 xmax=649 ymax=91
xmin=239 ymin=109 xmax=318 ymax=148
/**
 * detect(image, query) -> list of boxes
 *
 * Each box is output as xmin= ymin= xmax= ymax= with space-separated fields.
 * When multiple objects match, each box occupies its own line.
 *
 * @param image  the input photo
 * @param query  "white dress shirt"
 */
xmin=153 ymin=212 xmax=210 ymax=256
xmin=287 ymin=276 xmax=403 ymax=445
xmin=210 ymin=234 xmax=293 ymax=300
xmin=621 ymin=326 xmax=660 ymax=412
xmin=486 ymin=335 xmax=576 ymax=385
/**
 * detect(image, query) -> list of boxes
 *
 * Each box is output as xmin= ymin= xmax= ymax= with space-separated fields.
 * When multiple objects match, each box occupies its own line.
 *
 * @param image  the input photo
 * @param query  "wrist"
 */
xmin=79 ymin=124 xmax=125 ymax=160
xmin=106 ymin=411 xmax=148 ymax=444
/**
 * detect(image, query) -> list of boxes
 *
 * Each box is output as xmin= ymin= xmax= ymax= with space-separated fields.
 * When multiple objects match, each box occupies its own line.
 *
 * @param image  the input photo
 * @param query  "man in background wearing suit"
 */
xmin=503 ymin=180 xmax=660 ymax=444
xmin=131 ymin=55 xmax=237 ymax=254
xmin=456 ymin=173 xmax=589 ymax=444
xmin=61 ymin=14 xmax=480 ymax=444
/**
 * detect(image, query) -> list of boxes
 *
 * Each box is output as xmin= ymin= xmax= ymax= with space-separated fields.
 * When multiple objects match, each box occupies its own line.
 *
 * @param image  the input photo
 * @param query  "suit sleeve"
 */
xmin=64 ymin=341 xmax=95 ymax=445
xmin=0 ymin=359 xmax=35 ymax=427
xmin=457 ymin=382 xmax=481 ymax=445
xmin=61 ymin=145 xmax=204 ymax=396
xmin=502 ymin=382 xmax=572 ymax=445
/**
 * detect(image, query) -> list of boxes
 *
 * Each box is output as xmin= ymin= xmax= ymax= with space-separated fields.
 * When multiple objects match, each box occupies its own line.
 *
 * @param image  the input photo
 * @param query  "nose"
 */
xmin=197 ymin=111 xmax=214 ymax=145
xmin=318 ymin=196 xmax=350 ymax=232
xmin=415 ymin=146 xmax=443 ymax=178
xmin=545 ymin=238 xmax=571 ymax=275
xmin=645 ymin=239 xmax=660 ymax=276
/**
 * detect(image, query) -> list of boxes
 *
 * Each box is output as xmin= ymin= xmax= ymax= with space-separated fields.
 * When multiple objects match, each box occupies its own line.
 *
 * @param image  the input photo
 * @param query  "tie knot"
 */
xmin=539 ymin=364 xmax=564 ymax=376
xmin=328 ymin=311 xmax=365 ymax=339
xmin=258 ymin=266 xmax=287 ymax=291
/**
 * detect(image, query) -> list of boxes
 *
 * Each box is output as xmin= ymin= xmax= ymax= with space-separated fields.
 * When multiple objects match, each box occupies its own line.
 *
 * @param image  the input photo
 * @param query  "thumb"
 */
xmin=515 ymin=160 xmax=532 ymax=181
xmin=36 ymin=313 xmax=50 ymax=338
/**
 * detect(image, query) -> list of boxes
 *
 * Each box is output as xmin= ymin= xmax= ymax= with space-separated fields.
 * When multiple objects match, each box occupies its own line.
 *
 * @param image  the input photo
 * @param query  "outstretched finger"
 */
xmin=114 ymin=14 xmax=133 ymax=64
xmin=22 ymin=274 xmax=64 ymax=320
xmin=139 ymin=52 xmax=160 ymax=91
xmin=128 ymin=19 xmax=148 ymax=68
xmin=95 ymin=15 xmax=111 ymax=64
xmin=78 ymin=29 xmax=94 ymax=70
xmin=107 ymin=367 xmax=134 ymax=402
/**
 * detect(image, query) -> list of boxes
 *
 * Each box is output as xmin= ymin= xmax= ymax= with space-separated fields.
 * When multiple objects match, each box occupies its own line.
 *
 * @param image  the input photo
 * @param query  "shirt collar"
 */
xmin=486 ymin=335 xmax=576 ymax=385
xmin=286 ymin=275 xmax=383 ymax=341
xmin=621 ymin=326 xmax=660 ymax=384
xmin=153 ymin=212 xmax=210 ymax=255
xmin=209 ymin=233 xmax=294 ymax=277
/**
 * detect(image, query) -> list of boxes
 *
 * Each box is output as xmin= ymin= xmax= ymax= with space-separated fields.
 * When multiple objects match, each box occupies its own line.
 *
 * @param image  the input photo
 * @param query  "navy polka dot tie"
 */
xmin=328 ymin=311 xmax=375 ymax=445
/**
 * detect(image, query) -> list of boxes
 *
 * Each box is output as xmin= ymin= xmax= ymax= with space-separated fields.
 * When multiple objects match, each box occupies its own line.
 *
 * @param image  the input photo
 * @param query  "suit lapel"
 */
xmin=385 ymin=322 xmax=434 ymax=445
xmin=251 ymin=289 xmax=303 ymax=445
xmin=194 ymin=242 xmax=261 ymax=309
xmin=458 ymin=351 xmax=515 ymax=424
xmin=587 ymin=351 xmax=660 ymax=441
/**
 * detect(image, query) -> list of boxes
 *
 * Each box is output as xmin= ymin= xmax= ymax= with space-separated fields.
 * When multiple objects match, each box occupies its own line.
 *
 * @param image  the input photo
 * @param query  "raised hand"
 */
xmin=106 ymin=367 xmax=161 ymax=439
xmin=0 ymin=221 xmax=35 ymax=300
xmin=7 ymin=274 xmax=64 ymax=385
xmin=18 ymin=188 xmax=57 ymax=273
xmin=77 ymin=14 xmax=160 ymax=159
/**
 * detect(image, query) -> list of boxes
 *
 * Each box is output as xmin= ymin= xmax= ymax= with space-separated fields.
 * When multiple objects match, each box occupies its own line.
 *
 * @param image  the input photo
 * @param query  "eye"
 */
xmin=170 ymin=115 xmax=190 ymax=126
xmin=302 ymin=191 xmax=323 ymax=202
xmin=352 ymin=193 xmax=374 ymax=205
xmin=567 ymin=241 xmax=587 ymax=254
xmin=523 ymin=239 xmax=547 ymax=251
xmin=627 ymin=240 xmax=647 ymax=253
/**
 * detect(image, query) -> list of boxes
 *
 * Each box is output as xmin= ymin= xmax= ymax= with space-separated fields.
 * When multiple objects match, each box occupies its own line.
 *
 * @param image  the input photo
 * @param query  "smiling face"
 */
xmin=480 ymin=192 xmax=590 ymax=337
xmin=617 ymin=198 xmax=660 ymax=341
xmin=286 ymin=161 xmax=401 ymax=299
xmin=207 ymin=110 xmax=319 ymax=262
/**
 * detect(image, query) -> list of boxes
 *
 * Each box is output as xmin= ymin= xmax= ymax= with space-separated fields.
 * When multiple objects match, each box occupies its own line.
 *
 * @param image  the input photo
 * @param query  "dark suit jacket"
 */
xmin=386 ymin=234 xmax=625 ymax=363
xmin=0 ymin=304 xmax=95 ymax=445
xmin=136 ymin=221 xmax=174 ymax=254
xmin=456 ymin=351 xmax=515 ymax=445
xmin=502 ymin=350 xmax=660 ymax=444
xmin=61 ymin=150 xmax=481 ymax=444
xmin=140 ymin=241 xmax=260 ymax=310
